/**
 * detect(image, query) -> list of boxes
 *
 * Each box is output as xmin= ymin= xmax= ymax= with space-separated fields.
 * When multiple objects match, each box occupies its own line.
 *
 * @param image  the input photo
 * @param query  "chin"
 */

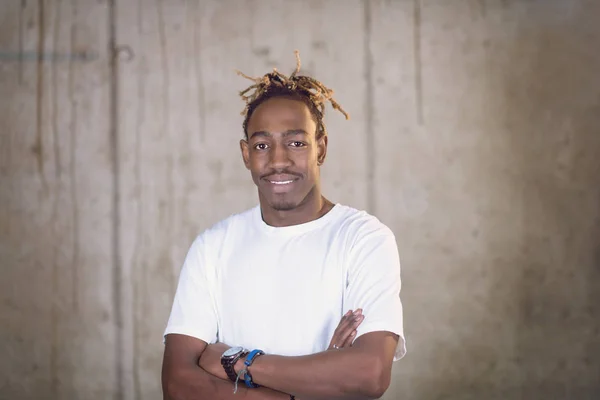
xmin=262 ymin=192 xmax=302 ymax=211
xmin=259 ymin=186 xmax=313 ymax=212
xmin=270 ymin=199 xmax=301 ymax=211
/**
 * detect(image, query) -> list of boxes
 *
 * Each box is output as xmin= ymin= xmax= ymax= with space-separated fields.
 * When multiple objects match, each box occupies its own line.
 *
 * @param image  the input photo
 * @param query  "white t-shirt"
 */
xmin=163 ymin=203 xmax=406 ymax=361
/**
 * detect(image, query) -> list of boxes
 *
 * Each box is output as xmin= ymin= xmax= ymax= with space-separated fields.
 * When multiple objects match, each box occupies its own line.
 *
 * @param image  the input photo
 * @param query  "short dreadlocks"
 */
xmin=236 ymin=50 xmax=350 ymax=139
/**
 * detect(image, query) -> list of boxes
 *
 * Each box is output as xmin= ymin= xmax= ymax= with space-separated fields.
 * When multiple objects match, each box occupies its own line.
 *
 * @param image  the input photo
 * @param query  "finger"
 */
xmin=341 ymin=329 xmax=357 ymax=348
xmin=328 ymin=310 xmax=354 ymax=349
xmin=329 ymin=310 xmax=353 ymax=348
xmin=335 ymin=311 xmax=364 ymax=348
xmin=336 ymin=309 xmax=361 ymax=337
xmin=342 ymin=312 xmax=364 ymax=347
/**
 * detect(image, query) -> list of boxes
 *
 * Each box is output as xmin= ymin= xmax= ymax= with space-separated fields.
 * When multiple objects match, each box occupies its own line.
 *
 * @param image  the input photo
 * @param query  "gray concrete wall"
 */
xmin=1 ymin=1 xmax=599 ymax=399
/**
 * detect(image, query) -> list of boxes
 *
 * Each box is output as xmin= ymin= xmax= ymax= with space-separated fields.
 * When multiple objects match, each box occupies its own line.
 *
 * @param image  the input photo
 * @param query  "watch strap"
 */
xmin=243 ymin=349 xmax=265 ymax=388
xmin=221 ymin=350 xmax=248 ymax=382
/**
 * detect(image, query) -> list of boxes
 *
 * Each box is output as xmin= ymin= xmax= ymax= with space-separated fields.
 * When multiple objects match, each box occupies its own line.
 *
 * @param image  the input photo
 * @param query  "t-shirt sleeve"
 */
xmin=345 ymin=227 xmax=406 ymax=361
xmin=163 ymin=235 xmax=218 ymax=345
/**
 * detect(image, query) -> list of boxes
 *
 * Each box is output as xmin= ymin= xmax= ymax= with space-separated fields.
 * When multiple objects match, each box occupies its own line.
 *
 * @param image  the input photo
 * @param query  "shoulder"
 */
xmin=334 ymin=205 xmax=401 ymax=271
xmin=333 ymin=204 xmax=396 ymax=245
xmin=190 ymin=206 xmax=258 ymax=254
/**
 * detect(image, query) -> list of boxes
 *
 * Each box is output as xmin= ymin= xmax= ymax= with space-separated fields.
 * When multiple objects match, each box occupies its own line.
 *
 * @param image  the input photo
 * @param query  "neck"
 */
xmin=259 ymin=188 xmax=334 ymax=228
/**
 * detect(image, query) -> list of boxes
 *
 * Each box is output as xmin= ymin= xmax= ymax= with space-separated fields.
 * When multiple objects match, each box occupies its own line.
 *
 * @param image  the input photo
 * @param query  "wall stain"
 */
xmin=107 ymin=0 xmax=124 ymax=398
xmin=193 ymin=1 xmax=205 ymax=144
xmin=252 ymin=46 xmax=270 ymax=56
xmin=50 ymin=1 xmax=62 ymax=396
xmin=413 ymin=0 xmax=424 ymax=125
xmin=133 ymin=3 xmax=144 ymax=398
xmin=363 ymin=0 xmax=375 ymax=213
xmin=50 ymin=135 xmax=59 ymax=399
xmin=157 ymin=0 xmax=176 ymax=296
xmin=133 ymin=261 xmax=141 ymax=400
xmin=52 ymin=1 xmax=62 ymax=179
xmin=36 ymin=0 xmax=48 ymax=192
xmin=312 ymin=40 xmax=326 ymax=50
xmin=18 ymin=0 xmax=26 ymax=83
xmin=478 ymin=0 xmax=487 ymax=18
xmin=181 ymin=2 xmax=194 ymax=260
xmin=69 ymin=1 xmax=79 ymax=313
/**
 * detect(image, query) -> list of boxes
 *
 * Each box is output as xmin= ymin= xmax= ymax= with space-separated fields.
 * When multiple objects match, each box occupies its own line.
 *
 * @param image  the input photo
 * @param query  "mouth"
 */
xmin=262 ymin=174 xmax=300 ymax=191
xmin=268 ymin=179 xmax=295 ymax=185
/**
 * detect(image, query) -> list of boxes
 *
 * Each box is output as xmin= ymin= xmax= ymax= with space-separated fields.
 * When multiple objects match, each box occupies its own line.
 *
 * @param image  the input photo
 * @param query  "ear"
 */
xmin=240 ymin=139 xmax=251 ymax=170
xmin=316 ymin=134 xmax=328 ymax=166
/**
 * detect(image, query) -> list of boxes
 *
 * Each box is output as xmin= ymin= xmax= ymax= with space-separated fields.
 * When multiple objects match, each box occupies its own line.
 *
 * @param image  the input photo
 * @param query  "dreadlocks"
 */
xmin=236 ymin=50 xmax=349 ymax=138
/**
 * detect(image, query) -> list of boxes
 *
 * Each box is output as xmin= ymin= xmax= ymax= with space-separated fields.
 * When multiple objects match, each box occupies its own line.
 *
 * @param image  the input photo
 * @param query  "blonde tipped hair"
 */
xmin=236 ymin=50 xmax=349 ymax=138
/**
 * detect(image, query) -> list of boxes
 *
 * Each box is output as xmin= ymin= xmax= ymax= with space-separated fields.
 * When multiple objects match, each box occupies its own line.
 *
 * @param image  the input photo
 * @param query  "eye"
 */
xmin=254 ymin=143 xmax=269 ymax=150
xmin=289 ymin=141 xmax=306 ymax=148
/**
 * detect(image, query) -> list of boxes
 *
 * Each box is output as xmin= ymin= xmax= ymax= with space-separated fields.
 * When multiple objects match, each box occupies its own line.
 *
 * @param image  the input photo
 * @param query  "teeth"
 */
xmin=270 ymin=180 xmax=293 ymax=185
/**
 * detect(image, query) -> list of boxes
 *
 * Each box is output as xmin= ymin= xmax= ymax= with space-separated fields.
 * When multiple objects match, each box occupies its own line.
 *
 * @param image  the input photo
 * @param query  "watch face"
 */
xmin=223 ymin=346 xmax=244 ymax=358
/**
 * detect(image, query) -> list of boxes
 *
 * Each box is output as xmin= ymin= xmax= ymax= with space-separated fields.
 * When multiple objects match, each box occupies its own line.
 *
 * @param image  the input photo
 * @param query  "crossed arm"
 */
xmin=162 ymin=325 xmax=399 ymax=400
xmin=162 ymin=229 xmax=404 ymax=399
xmin=162 ymin=334 xmax=287 ymax=400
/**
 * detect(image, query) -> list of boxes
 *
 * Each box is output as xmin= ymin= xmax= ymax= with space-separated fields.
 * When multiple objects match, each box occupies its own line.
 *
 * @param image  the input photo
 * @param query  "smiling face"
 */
xmin=240 ymin=96 xmax=328 ymax=213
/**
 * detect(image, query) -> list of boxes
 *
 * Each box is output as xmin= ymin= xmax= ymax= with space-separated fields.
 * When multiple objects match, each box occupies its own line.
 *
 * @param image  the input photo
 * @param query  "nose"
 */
xmin=269 ymin=142 xmax=292 ymax=170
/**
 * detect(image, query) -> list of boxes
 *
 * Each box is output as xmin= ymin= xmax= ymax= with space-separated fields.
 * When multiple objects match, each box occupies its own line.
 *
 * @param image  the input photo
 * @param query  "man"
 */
xmin=161 ymin=51 xmax=406 ymax=400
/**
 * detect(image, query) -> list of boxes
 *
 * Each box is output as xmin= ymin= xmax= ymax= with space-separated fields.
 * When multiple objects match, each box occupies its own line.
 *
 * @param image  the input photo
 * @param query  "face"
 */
xmin=240 ymin=97 xmax=328 ymax=212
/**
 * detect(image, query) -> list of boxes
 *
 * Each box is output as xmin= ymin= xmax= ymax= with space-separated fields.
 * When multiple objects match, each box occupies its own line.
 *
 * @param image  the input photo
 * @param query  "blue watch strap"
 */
xmin=243 ymin=349 xmax=264 ymax=388
xmin=244 ymin=349 xmax=264 ymax=366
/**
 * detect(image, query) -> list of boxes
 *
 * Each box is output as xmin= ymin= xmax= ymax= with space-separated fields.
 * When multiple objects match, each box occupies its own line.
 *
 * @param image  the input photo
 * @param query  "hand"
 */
xmin=327 ymin=309 xmax=364 ymax=350
xmin=198 ymin=342 xmax=231 ymax=381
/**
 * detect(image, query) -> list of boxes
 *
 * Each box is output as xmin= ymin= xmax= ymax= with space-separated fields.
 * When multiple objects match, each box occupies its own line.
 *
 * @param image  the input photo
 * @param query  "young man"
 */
xmin=161 ymin=51 xmax=406 ymax=400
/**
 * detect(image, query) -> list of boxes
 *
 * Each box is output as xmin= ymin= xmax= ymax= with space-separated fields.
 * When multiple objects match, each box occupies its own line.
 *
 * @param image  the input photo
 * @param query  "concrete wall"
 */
xmin=1 ymin=1 xmax=599 ymax=399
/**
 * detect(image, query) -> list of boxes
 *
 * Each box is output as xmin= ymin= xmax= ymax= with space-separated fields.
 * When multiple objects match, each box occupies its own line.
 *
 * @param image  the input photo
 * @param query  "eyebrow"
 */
xmin=249 ymin=129 xmax=308 ymax=140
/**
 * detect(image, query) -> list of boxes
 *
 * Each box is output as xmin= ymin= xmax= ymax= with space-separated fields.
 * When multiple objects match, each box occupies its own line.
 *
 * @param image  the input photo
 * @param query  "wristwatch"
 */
xmin=220 ymin=346 xmax=248 ymax=382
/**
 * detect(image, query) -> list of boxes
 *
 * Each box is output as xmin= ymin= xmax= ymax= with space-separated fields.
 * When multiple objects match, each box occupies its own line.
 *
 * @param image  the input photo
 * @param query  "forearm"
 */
xmin=163 ymin=365 xmax=289 ymax=400
xmin=248 ymin=348 xmax=383 ymax=400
